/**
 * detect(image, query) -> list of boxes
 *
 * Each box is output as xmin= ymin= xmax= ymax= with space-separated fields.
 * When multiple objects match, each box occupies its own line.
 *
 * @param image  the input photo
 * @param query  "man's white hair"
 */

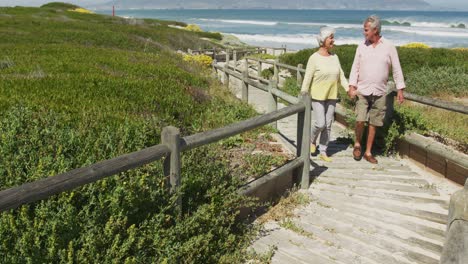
xmin=316 ymin=26 xmax=336 ymax=47
xmin=365 ymin=15 xmax=381 ymax=35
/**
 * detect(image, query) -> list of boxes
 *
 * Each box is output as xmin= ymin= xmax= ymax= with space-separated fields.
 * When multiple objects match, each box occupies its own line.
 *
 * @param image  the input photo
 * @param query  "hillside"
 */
xmin=0 ymin=3 xmax=278 ymax=263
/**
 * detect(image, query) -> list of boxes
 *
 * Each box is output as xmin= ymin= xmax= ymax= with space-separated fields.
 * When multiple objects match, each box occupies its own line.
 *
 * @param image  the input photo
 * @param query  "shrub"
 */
xmin=185 ymin=24 xmax=202 ymax=32
xmin=40 ymin=2 xmax=80 ymax=9
xmin=261 ymin=67 xmax=274 ymax=79
xmin=196 ymin=31 xmax=223 ymax=41
xmin=183 ymin=54 xmax=213 ymax=67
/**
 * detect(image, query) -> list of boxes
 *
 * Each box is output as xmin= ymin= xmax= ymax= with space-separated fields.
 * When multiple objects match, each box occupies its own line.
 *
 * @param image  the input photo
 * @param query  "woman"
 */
xmin=300 ymin=26 xmax=349 ymax=162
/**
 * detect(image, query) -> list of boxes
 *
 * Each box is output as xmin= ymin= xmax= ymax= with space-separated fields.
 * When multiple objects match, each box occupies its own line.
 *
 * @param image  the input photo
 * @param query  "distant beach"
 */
xmin=97 ymin=9 xmax=468 ymax=50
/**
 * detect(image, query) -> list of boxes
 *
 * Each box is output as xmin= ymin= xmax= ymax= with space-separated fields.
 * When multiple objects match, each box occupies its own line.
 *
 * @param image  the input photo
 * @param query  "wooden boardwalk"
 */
xmin=219 ymin=61 xmax=461 ymax=263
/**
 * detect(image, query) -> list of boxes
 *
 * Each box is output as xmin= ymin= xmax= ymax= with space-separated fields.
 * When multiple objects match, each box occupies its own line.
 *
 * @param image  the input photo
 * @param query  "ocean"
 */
xmin=97 ymin=9 xmax=468 ymax=50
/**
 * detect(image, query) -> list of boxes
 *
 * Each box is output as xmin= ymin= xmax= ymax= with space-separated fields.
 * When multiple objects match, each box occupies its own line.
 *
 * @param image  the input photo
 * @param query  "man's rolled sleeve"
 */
xmin=348 ymin=46 xmax=361 ymax=87
xmin=390 ymin=46 xmax=406 ymax=90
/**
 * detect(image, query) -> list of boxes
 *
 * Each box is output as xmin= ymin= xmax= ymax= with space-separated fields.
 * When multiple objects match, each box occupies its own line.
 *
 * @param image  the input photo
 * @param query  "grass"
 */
xmin=258 ymin=189 xmax=311 ymax=224
xmin=0 ymin=4 xmax=286 ymax=263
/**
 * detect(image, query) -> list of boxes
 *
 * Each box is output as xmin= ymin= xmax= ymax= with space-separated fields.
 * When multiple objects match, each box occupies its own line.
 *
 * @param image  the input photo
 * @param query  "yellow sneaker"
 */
xmin=310 ymin=144 xmax=316 ymax=154
xmin=319 ymin=154 xmax=332 ymax=162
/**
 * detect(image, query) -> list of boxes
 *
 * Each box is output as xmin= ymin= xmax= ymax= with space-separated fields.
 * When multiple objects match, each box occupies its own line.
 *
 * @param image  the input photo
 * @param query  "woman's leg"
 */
xmin=318 ymin=100 xmax=336 ymax=155
xmin=311 ymin=100 xmax=326 ymax=146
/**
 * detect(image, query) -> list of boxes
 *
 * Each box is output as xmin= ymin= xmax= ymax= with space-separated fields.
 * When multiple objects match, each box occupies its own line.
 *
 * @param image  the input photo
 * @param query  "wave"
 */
xmin=384 ymin=17 xmax=467 ymax=29
xmin=386 ymin=26 xmax=468 ymax=38
xmin=232 ymin=33 xmax=318 ymax=45
xmin=284 ymin=22 xmax=362 ymax=29
xmin=229 ymin=33 xmax=459 ymax=49
xmin=197 ymin=18 xmax=277 ymax=26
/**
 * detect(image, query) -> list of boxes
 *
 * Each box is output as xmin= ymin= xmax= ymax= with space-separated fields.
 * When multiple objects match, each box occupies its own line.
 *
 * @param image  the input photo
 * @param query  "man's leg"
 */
xmin=354 ymin=121 xmax=365 ymax=149
xmin=364 ymin=95 xmax=386 ymax=164
xmin=365 ymin=124 xmax=376 ymax=156
xmin=353 ymin=94 xmax=369 ymax=160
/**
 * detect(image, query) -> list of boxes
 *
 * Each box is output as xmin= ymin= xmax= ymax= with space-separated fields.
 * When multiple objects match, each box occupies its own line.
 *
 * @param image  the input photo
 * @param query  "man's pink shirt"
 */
xmin=349 ymin=37 xmax=406 ymax=96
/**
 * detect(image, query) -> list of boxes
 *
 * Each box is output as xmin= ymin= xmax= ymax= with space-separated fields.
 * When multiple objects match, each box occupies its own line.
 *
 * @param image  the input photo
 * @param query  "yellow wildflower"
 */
xmin=183 ymin=54 xmax=213 ymax=67
xmin=69 ymin=8 xmax=94 ymax=14
xmin=401 ymin=42 xmax=430 ymax=49
xmin=185 ymin=24 xmax=202 ymax=32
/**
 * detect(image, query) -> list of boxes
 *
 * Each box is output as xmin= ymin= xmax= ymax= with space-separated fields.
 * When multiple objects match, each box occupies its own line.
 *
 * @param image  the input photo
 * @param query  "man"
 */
xmin=348 ymin=15 xmax=405 ymax=164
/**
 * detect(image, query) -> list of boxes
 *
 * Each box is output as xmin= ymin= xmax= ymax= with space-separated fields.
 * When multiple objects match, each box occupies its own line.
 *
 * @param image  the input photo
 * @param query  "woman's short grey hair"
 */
xmin=365 ymin=15 xmax=381 ymax=35
xmin=316 ymin=26 xmax=336 ymax=47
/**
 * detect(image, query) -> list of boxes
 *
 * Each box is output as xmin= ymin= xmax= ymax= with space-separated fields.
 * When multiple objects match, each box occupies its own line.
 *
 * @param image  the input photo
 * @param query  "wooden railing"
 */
xmin=0 ymin=77 xmax=312 ymax=213
xmin=228 ymin=54 xmax=468 ymax=115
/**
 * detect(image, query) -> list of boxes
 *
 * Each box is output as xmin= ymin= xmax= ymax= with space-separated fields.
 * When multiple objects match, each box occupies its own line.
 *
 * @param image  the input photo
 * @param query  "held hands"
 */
xmin=348 ymin=86 xmax=358 ymax=98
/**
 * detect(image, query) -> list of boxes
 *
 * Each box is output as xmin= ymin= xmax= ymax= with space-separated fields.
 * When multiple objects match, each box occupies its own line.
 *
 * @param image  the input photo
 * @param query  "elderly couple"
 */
xmin=301 ymin=15 xmax=405 ymax=164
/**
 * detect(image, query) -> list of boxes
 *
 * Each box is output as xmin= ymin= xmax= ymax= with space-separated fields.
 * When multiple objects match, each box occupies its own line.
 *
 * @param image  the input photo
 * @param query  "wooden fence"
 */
xmin=215 ymin=53 xmax=467 ymax=185
xmin=0 ymin=76 xmax=312 ymax=213
xmin=2 ymin=46 xmax=467 ymax=212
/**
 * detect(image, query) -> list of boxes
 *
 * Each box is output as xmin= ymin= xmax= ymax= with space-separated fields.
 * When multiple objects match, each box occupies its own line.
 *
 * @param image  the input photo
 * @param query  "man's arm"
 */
xmin=348 ymin=46 xmax=361 ymax=98
xmin=390 ymin=45 xmax=405 ymax=103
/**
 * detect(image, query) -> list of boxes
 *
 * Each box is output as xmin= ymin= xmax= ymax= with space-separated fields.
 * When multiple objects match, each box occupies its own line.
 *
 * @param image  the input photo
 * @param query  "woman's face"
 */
xmin=323 ymin=34 xmax=335 ymax=50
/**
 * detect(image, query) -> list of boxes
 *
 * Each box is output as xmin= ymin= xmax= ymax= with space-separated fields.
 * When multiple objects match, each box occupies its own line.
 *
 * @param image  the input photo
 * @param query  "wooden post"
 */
xmin=224 ymin=62 xmax=229 ymax=89
xmin=187 ymin=48 xmax=192 ymax=55
xmin=162 ymin=126 xmax=182 ymax=210
xmin=274 ymin=59 xmax=279 ymax=84
xmin=233 ymin=50 xmax=237 ymax=68
xmin=257 ymin=60 xmax=262 ymax=78
xmin=297 ymin=64 xmax=303 ymax=87
xmin=300 ymin=94 xmax=311 ymax=189
xmin=294 ymin=102 xmax=305 ymax=184
xmin=242 ymin=59 xmax=249 ymax=102
xmin=268 ymin=80 xmax=278 ymax=129
xmin=225 ymin=49 xmax=230 ymax=63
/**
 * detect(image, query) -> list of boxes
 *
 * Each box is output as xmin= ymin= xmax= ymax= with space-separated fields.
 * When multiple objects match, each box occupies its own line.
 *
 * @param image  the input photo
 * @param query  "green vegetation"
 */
xmin=40 ymin=2 xmax=80 ymax=9
xmin=280 ymin=45 xmax=468 ymax=152
xmin=0 ymin=4 xmax=282 ymax=263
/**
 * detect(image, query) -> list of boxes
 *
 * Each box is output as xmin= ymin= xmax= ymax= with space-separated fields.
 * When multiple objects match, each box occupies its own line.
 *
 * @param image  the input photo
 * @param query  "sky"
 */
xmin=0 ymin=0 xmax=466 ymax=10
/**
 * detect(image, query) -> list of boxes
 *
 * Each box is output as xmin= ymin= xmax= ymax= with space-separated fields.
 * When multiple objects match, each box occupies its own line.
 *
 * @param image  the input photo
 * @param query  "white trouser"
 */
xmin=311 ymin=100 xmax=336 ymax=155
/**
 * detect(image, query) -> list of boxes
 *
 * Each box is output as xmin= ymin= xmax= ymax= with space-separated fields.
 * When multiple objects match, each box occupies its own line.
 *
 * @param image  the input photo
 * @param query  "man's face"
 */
xmin=363 ymin=22 xmax=378 ymax=42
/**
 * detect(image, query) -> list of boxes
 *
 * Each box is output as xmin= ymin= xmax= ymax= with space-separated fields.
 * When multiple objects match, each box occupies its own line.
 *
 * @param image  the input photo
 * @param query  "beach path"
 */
xmin=217 ymin=60 xmax=461 ymax=264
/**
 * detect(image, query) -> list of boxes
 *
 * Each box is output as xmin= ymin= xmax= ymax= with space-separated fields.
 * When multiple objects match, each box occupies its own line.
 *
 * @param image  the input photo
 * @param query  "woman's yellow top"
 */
xmin=300 ymin=52 xmax=349 ymax=100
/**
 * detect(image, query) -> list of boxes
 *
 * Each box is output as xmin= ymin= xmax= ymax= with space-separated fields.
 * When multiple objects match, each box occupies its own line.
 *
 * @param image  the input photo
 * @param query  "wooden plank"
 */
xmin=404 ymin=92 xmax=468 ymax=114
xmin=446 ymin=161 xmax=468 ymax=185
xmin=409 ymin=144 xmax=427 ymax=166
xmin=426 ymin=151 xmax=446 ymax=177
xmin=182 ymin=103 xmax=304 ymax=151
xmin=398 ymin=139 xmax=410 ymax=157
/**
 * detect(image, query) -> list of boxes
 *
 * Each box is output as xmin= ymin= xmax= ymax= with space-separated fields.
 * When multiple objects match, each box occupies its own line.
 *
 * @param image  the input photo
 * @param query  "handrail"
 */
xmin=246 ymin=57 xmax=306 ymax=73
xmin=0 ymin=93 xmax=310 ymax=212
xmin=213 ymin=64 xmax=299 ymax=105
xmin=227 ymin=52 xmax=467 ymax=115
xmin=182 ymin=103 xmax=304 ymax=151
xmin=0 ymin=144 xmax=171 ymax=211
xmin=404 ymin=91 xmax=468 ymax=115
